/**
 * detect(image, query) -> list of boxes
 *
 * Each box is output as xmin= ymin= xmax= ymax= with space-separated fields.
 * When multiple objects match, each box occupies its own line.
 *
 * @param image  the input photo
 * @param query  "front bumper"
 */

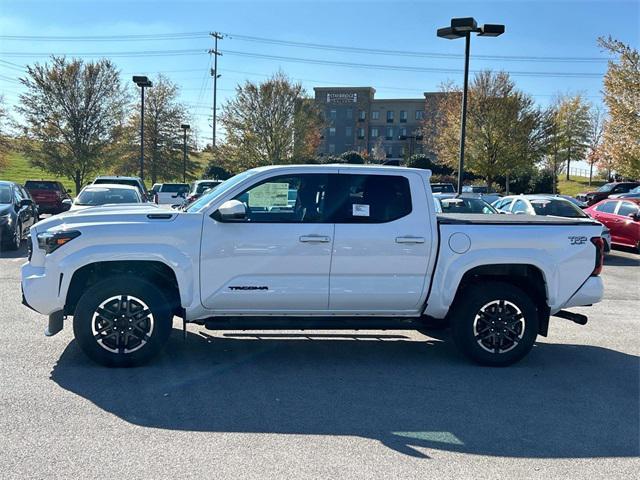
xmin=21 ymin=262 xmax=64 ymax=316
xmin=560 ymin=276 xmax=604 ymax=310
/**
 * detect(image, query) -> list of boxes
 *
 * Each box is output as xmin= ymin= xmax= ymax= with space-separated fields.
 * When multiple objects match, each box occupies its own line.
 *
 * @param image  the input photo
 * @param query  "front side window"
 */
xmin=512 ymin=200 xmax=529 ymax=214
xmin=617 ymin=201 xmax=639 ymax=217
xmin=331 ymin=174 xmax=412 ymax=223
xmin=233 ymin=174 xmax=329 ymax=223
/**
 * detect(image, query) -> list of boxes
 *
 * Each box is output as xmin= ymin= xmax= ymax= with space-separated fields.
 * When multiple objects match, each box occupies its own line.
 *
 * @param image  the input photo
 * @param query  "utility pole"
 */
xmin=208 ymin=32 xmax=223 ymax=149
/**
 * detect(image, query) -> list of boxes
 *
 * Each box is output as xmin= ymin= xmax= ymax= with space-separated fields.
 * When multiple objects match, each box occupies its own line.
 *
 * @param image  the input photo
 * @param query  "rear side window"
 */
xmin=617 ymin=201 xmax=639 ymax=217
xmin=512 ymin=200 xmax=529 ymax=214
xmin=595 ymin=201 xmax=617 ymax=213
xmin=331 ymin=174 xmax=412 ymax=223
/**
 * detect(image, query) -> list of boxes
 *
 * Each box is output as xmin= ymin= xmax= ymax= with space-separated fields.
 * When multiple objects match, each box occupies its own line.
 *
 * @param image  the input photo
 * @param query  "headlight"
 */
xmin=37 ymin=230 xmax=81 ymax=254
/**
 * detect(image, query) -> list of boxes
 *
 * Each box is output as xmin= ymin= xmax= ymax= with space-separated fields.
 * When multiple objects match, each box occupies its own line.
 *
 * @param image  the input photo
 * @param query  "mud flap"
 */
xmin=45 ymin=310 xmax=65 ymax=337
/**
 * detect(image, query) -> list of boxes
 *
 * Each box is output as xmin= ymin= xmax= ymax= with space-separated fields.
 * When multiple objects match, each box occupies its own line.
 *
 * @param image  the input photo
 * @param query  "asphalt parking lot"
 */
xmin=0 ymin=243 xmax=638 ymax=479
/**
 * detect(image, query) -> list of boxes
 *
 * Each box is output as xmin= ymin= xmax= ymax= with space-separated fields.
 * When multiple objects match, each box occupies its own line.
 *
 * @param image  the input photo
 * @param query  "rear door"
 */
xmin=328 ymin=170 xmax=433 ymax=313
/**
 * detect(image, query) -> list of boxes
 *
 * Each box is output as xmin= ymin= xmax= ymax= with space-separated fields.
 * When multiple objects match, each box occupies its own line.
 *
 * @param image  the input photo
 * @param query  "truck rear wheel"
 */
xmin=73 ymin=275 xmax=173 ymax=367
xmin=451 ymin=282 xmax=539 ymax=366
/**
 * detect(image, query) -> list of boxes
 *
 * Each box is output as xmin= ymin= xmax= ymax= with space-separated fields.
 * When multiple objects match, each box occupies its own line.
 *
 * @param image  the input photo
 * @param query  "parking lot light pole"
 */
xmin=132 ymin=76 xmax=153 ymax=182
xmin=181 ymin=124 xmax=190 ymax=183
xmin=437 ymin=18 xmax=505 ymax=193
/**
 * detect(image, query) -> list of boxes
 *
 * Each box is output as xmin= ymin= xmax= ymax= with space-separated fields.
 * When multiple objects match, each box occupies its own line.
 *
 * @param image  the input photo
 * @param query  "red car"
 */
xmin=585 ymin=198 xmax=640 ymax=252
xmin=24 ymin=180 xmax=72 ymax=215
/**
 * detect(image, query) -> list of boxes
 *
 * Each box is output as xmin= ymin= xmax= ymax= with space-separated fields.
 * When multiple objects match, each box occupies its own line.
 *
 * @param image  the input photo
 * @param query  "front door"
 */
xmin=328 ymin=171 xmax=433 ymax=313
xmin=200 ymin=173 xmax=334 ymax=312
xmin=614 ymin=201 xmax=640 ymax=247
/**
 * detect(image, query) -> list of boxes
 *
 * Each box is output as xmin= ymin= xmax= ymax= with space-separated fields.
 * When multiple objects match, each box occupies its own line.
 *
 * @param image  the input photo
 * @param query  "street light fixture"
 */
xmin=132 ymin=76 xmax=153 ymax=182
xmin=437 ymin=17 xmax=504 ymax=193
xmin=180 ymin=124 xmax=190 ymax=183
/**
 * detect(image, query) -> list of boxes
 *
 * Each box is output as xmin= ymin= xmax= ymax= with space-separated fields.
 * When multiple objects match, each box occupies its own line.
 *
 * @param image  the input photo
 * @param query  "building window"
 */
xmin=385 ymin=145 xmax=393 ymax=157
xmin=329 ymin=109 xmax=337 ymax=120
xmin=415 ymin=110 xmax=424 ymax=120
xmin=400 ymin=110 xmax=407 ymax=123
xmin=357 ymin=128 xmax=365 ymax=139
xmin=400 ymin=127 xmax=407 ymax=138
xmin=345 ymin=126 xmax=352 ymax=137
xmin=358 ymin=110 xmax=366 ymax=122
xmin=329 ymin=127 xmax=336 ymax=137
xmin=371 ymin=127 xmax=379 ymax=138
xmin=346 ymin=108 xmax=353 ymax=119
xmin=328 ymin=144 xmax=335 ymax=154
xmin=386 ymin=111 xmax=394 ymax=123
xmin=372 ymin=110 xmax=380 ymax=120
xmin=386 ymin=127 xmax=393 ymax=140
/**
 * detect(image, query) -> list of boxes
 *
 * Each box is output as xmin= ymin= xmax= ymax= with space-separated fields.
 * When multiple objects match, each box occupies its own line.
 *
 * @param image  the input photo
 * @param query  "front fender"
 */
xmin=58 ymin=243 xmax=195 ymax=309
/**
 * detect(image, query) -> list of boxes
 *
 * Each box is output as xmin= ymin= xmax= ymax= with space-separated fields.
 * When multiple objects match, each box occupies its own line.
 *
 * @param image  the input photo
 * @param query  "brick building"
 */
xmin=313 ymin=87 xmax=442 ymax=161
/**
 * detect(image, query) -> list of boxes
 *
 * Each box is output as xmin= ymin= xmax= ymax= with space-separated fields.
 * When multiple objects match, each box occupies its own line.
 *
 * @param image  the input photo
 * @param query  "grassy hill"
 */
xmin=557 ymin=175 xmax=607 ymax=197
xmin=1 ymin=150 xmax=208 ymax=194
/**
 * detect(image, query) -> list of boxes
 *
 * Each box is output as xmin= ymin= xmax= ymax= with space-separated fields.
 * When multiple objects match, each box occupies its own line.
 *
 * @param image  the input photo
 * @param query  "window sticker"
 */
xmin=352 ymin=204 xmax=370 ymax=217
xmin=248 ymin=182 xmax=290 ymax=208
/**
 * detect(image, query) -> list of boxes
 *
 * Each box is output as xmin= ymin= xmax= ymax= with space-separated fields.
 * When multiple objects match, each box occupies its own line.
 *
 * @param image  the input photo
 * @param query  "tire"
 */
xmin=73 ymin=275 xmax=173 ymax=367
xmin=451 ymin=282 xmax=539 ymax=367
xmin=6 ymin=221 xmax=21 ymax=251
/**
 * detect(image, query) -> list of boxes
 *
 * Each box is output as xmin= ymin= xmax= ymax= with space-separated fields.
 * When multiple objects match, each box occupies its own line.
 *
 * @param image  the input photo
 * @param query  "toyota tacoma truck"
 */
xmin=21 ymin=165 xmax=605 ymax=367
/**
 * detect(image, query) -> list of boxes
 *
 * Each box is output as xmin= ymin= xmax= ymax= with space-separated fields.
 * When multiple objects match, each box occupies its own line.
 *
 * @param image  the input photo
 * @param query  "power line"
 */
xmin=0 ymin=31 xmax=210 ymax=41
xmin=0 ymin=48 xmax=206 ymax=58
xmin=222 ymin=50 xmax=604 ymax=78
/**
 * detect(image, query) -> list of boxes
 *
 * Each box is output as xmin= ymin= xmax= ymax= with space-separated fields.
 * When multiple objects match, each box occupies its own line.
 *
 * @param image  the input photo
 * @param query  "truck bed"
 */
xmin=437 ymin=213 xmax=601 ymax=226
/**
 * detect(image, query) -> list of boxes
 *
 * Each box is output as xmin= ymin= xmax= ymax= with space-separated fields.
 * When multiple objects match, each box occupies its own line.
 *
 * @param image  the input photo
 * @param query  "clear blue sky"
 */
xmin=1 ymin=0 xmax=638 ymax=149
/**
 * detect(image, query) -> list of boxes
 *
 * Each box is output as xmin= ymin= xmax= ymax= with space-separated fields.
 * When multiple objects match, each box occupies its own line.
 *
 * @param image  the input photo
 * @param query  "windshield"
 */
xmin=530 ymin=199 xmax=587 ymax=218
xmin=75 ymin=187 xmax=141 ymax=206
xmin=431 ymin=184 xmax=455 ymax=193
xmin=597 ymin=183 xmax=615 ymax=193
xmin=186 ymin=170 xmax=257 ymax=212
xmin=629 ymin=186 xmax=640 ymax=194
xmin=437 ymin=197 xmax=497 ymax=214
xmin=0 ymin=186 xmax=11 ymax=204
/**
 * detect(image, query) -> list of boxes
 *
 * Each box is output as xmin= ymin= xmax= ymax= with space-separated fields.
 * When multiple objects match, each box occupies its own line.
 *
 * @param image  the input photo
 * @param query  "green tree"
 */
xmin=0 ymin=95 xmax=10 ymax=172
xmin=339 ymin=151 xmax=365 ymax=164
xmin=204 ymin=163 xmax=232 ymax=180
xmin=220 ymin=72 xmax=323 ymax=170
xmin=17 ymin=56 xmax=128 ymax=193
xmin=434 ymin=71 xmax=546 ymax=188
xmin=599 ymin=36 xmax=640 ymax=179
xmin=118 ymin=75 xmax=197 ymax=184
xmin=553 ymin=94 xmax=591 ymax=180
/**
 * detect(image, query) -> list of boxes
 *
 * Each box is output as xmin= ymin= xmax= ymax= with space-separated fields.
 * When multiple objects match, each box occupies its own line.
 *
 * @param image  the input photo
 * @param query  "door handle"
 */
xmin=299 ymin=235 xmax=331 ymax=243
xmin=396 ymin=236 xmax=425 ymax=244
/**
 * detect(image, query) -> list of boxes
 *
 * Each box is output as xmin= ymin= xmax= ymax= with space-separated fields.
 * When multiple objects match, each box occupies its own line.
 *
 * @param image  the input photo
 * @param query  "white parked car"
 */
xmin=70 ymin=184 xmax=143 ymax=211
xmin=23 ymin=165 xmax=605 ymax=367
xmin=153 ymin=183 xmax=190 ymax=206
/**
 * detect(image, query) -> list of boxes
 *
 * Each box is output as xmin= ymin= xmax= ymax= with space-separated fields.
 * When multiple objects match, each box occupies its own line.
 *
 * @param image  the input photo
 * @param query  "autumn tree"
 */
xmin=433 ymin=71 xmax=546 ymax=188
xmin=220 ymin=72 xmax=323 ymax=170
xmin=599 ymin=36 xmax=640 ymax=179
xmin=553 ymin=95 xmax=591 ymax=180
xmin=17 ymin=57 xmax=128 ymax=193
xmin=587 ymin=106 xmax=605 ymax=185
xmin=118 ymin=75 xmax=197 ymax=184
xmin=371 ymin=137 xmax=386 ymax=163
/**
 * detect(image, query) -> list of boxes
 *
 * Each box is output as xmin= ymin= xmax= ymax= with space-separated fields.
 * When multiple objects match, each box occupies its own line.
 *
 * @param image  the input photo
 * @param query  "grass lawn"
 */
xmin=557 ymin=175 xmax=607 ymax=197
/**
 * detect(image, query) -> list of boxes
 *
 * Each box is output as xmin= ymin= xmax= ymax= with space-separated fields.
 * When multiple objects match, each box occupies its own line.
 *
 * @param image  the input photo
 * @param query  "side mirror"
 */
xmin=213 ymin=199 xmax=246 ymax=221
xmin=61 ymin=198 xmax=72 ymax=211
xmin=630 ymin=212 xmax=640 ymax=221
xmin=20 ymin=198 xmax=33 ymax=208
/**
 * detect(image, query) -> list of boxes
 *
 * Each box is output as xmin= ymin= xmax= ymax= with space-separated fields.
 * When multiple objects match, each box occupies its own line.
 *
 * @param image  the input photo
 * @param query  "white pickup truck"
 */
xmin=21 ymin=165 xmax=605 ymax=367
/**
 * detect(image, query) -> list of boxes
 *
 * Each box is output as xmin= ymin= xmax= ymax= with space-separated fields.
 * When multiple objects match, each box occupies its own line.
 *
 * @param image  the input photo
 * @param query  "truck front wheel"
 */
xmin=73 ymin=275 xmax=173 ymax=367
xmin=451 ymin=282 xmax=539 ymax=367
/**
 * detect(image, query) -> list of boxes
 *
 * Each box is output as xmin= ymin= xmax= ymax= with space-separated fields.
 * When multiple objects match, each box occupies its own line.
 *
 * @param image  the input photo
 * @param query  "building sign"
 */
xmin=327 ymin=93 xmax=357 ymax=104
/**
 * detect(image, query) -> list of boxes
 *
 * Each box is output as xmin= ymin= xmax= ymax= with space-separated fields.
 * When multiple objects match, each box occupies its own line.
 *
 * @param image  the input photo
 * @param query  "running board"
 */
xmin=553 ymin=310 xmax=588 ymax=326
xmin=201 ymin=316 xmax=429 ymax=331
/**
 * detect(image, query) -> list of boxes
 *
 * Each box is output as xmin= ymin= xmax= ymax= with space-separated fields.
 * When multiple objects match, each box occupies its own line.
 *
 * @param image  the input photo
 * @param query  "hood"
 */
xmin=32 ymin=203 xmax=176 ymax=233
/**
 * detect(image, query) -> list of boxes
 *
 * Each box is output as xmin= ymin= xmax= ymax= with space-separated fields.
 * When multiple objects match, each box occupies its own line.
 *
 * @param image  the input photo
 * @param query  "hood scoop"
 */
xmin=147 ymin=213 xmax=174 ymax=220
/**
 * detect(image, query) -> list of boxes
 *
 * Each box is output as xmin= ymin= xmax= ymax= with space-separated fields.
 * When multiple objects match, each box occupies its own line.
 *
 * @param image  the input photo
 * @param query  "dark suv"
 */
xmin=24 ymin=180 xmax=72 ymax=215
xmin=577 ymin=182 xmax=640 ymax=206
xmin=1 ymin=181 xmax=38 ymax=251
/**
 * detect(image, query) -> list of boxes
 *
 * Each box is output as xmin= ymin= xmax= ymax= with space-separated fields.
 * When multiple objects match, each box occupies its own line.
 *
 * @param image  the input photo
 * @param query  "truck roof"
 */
xmin=251 ymin=164 xmax=432 ymax=176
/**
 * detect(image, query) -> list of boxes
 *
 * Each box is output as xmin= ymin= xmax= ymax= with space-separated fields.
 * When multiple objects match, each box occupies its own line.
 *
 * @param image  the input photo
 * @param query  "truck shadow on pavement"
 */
xmin=50 ymin=330 xmax=639 ymax=459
